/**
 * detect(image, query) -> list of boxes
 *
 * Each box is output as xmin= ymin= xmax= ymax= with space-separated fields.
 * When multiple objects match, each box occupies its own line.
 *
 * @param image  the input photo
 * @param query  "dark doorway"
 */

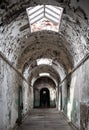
xmin=40 ymin=88 xmax=50 ymax=108
xmin=17 ymin=86 xmax=23 ymax=125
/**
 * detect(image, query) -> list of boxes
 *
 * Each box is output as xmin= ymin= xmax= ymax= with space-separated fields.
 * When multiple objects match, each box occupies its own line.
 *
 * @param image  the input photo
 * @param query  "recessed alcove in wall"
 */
xmin=33 ymin=76 xmax=57 ymax=108
xmin=40 ymin=88 xmax=50 ymax=108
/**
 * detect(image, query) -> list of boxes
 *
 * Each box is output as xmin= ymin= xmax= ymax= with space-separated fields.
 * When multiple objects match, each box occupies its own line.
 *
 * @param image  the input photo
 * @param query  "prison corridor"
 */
xmin=17 ymin=109 xmax=76 ymax=130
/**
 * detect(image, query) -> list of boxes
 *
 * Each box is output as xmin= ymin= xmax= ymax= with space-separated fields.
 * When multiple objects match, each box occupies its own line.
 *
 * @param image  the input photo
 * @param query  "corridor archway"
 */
xmin=33 ymin=77 xmax=57 ymax=108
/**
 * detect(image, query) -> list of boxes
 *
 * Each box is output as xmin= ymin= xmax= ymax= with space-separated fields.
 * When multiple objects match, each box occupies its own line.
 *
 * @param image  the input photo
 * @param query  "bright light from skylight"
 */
xmin=37 ymin=58 xmax=52 ymax=65
xmin=39 ymin=73 xmax=50 ymax=77
xmin=26 ymin=5 xmax=63 ymax=32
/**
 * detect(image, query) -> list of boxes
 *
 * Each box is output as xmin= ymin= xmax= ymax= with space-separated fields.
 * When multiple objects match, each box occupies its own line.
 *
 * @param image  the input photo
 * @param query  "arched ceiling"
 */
xmin=16 ymin=31 xmax=73 ymax=73
xmin=27 ymin=64 xmax=60 ymax=85
xmin=0 ymin=0 xmax=89 ymax=26
xmin=33 ymin=76 xmax=56 ymax=90
xmin=0 ymin=0 xmax=89 ymax=86
xmin=22 ymin=57 xmax=66 ymax=86
xmin=16 ymin=31 xmax=73 ymax=84
xmin=23 ymin=58 xmax=66 ymax=80
xmin=0 ymin=0 xmax=62 ymax=25
xmin=0 ymin=2 xmax=88 ymax=67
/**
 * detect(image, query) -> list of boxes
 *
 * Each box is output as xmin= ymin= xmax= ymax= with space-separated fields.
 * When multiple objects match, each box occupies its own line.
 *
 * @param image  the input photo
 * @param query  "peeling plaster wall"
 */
xmin=69 ymin=58 xmax=89 ymax=129
xmin=79 ymin=59 xmax=89 ymax=130
xmin=68 ymin=72 xmax=80 ymax=128
xmin=23 ymin=81 xmax=33 ymax=114
xmin=60 ymin=70 xmax=80 ymax=128
xmin=57 ymin=79 xmax=68 ymax=112
xmin=62 ymin=80 xmax=68 ymax=114
xmin=0 ymin=57 xmax=19 ymax=130
xmin=0 ymin=13 xmax=30 ymax=66
xmin=0 ymin=0 xmax=89 ymax=130
xmin=70 ymin=0 xmax=89 ymax=19
xmin=60 ymin=58 xmax=89 ymax=129
xmin=0 ymin=2 xmax=89 ymax=69
xmin=0 ymin=56 xmax=32 ymax=130
xmin=60 ymin=12 xmax=89 ymax=63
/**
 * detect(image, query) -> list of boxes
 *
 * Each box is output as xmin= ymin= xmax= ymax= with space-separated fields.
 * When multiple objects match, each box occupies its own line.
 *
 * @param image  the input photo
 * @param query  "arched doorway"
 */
xmin=33 ymin=77 xmax=57 ymax=108
xmin=40 ymin=88 xmax=50 ymax=108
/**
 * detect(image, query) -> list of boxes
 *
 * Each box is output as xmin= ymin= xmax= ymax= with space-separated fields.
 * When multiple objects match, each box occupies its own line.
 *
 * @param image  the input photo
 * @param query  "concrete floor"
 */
xmin=17 ymin=109 xmax=75 ymax=130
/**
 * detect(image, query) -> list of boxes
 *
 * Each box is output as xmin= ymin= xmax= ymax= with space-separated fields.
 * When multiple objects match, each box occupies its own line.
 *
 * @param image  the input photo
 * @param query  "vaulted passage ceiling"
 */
xmin=17 ymin=32 xmax=73 ymax=71
xmin=0 ymin=1 xmax=89 ymax=130
xmin=0 ymin=0 xmax=89 ymax=84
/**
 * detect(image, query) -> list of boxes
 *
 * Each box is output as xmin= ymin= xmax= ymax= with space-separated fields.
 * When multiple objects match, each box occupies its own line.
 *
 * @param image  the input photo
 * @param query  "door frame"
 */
xmin=17 ymin=86 xmax=23 ymax=125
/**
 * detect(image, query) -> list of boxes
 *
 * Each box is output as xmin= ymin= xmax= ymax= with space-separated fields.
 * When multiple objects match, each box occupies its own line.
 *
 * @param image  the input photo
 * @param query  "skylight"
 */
xmin=26 ymin=5 xmax=63 ymax=32
xmin=37 ymin=58 xmax=52 ymax=66
xmin=39 ymin=73 xmax=50 ymax=77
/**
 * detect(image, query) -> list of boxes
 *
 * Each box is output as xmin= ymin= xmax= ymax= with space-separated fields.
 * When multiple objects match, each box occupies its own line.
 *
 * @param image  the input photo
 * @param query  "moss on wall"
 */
xmin=71 ymin=99 xmax=79 ymax=124
xmin=34 ymin=100 xmax=40 ymax=107
xmin=63 ymin=97 xmax=67 ymax=114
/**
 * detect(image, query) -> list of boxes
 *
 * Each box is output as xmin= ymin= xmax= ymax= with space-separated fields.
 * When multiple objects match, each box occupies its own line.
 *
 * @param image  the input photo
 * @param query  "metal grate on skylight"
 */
xmin=26 ymin=5 xmax=63 ymax=32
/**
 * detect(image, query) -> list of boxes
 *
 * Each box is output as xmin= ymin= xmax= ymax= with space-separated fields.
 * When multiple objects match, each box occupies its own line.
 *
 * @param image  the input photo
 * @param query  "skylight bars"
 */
xmin=45 ymin=8 xmax=59 ymax=20
xmin=30 ymin=13 xmax=44 ymax=24
xmin=45 ymin=5 xmax=62 ymax=13
xmin=45 ymin=5 xmax=63 ymax=24
xmin=27 ymin=5 xmax=44 ymax=15
xmin=26 ymin=5 xmax=63 ymax=32
xmin=30 ymin=8 xmax=44 ymax=20
xmin=45 ymin=13 xmax=59 ymax=23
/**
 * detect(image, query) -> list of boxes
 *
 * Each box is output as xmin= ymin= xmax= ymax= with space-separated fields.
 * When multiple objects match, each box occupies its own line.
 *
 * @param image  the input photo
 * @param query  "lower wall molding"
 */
xmin=12 ymin=109 xmax=31 ymax=130
xmin=68 ymin=121 xmax=80 ymax=130
xmin=61 ymin=110 xmax=80 ymax=130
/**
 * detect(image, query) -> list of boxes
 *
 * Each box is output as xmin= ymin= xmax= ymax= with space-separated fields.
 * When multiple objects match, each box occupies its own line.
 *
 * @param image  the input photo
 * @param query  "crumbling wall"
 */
xmin=61 ymin=80 xmax=68 ymax=114
xmin=68 ymin=70 xmax=80 ymax=128
xmin=80 ymin=103 xmax=89 ymax=130
xmin=61 ymin=57 xmax=89 ymax=129
xmin=79 ymin=59 xmax=89 ymax=130
xmin=0 ymin=1 xmax=89 ymax=68
xmin=0 ymin=55 xmax=32 ymax=130
xmin=23 ymin=80 xmax=33 ymax=114
xmin=70 ymin=0 xmax=89 ymax=19
xmin=0 ymin=56 xmax=19 ymax=130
